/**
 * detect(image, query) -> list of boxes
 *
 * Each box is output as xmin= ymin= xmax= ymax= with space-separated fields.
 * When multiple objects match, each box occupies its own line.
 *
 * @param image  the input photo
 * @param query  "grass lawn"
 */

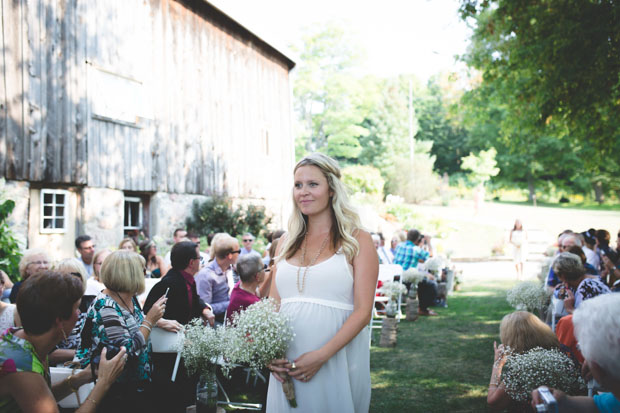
xmin=370 ymin=277 xmax=516 ymax=412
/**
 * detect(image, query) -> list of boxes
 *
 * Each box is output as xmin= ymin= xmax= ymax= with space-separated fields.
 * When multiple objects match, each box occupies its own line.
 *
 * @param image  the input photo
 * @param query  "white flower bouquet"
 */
xmin=401 ymin=268 xmax=427 ymax=285
xmin=422 ymin=256 xmax=444 ymax=274
xmin=229 ymin=299 xmax=296 ymax=407
xmin=501 ymin=347 xmax=585 ymax=402
xmin=179 ymin=319 xmax=229 ymax=375
xmin=378 ymin=281 xmax=407 ymax=300
xmin=506 ymin=281 xmax=550 ymax=313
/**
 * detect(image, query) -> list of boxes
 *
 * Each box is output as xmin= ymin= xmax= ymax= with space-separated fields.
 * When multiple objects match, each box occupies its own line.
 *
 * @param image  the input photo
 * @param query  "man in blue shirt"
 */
xmin=196 ymin=234 xmax=240 ymax=324
xmin=393 ymin=229 xmax=429 ymax=271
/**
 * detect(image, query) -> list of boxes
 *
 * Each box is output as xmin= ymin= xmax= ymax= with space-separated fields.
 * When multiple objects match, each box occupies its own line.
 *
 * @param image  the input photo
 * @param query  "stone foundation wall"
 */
xmin=80 ymin=187 xmax=125 ymax=250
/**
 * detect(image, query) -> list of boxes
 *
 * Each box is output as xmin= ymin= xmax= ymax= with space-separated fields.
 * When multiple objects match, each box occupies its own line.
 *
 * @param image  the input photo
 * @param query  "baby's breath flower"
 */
xmin=501 ymin=347 xmax=585 ymax=402
xmin=401 ymin=268 xmax=426 ymax=284
xmin=506 ymin=281 xmax=550 ymax=312
xmin=378 ymin=281 xmax=407 ymax=300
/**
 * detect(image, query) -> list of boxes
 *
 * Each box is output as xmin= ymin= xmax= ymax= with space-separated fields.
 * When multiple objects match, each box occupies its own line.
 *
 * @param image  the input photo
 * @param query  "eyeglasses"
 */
xmin=243 ymin=239 xmax=253 ymax=243
xmin=28 ymin=261 xmax=49 ymax=266
xmin=231 ymin=250 xmax=241 ymax=255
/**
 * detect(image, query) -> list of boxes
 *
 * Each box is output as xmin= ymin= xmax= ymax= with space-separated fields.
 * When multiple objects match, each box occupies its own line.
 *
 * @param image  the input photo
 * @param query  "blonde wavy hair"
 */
xmin=500 ymin=311 xmax=560 ymax=354
xmin=279 ymin=153 xmax=361 ymax=262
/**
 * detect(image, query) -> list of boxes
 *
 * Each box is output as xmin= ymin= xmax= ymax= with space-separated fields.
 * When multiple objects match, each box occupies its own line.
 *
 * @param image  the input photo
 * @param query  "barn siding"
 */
xmin=1 ymin=0 xmax=294 ymax=199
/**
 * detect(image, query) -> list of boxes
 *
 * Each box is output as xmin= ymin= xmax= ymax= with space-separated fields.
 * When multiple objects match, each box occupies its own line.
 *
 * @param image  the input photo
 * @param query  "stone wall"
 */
xmin=150 ymin=192 xmax=208 ymax=251
xmin=80 ymin=187 xmax=125 ymax=250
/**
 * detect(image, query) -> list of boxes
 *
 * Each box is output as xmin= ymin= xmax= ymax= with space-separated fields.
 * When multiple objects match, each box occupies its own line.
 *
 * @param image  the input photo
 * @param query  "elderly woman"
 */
xmin=77 ymin=250 xmax=167 ymax=410
xmin=226 ymin=254 xmax=264 ymax=325
xmin=531 ymin=293 xmax=620 ymax=411
xmin=0 ymin=271 xmax=20 ymax=332
xmin=487 ymin=311 xmax=562 ymax=411
xmin=553 ymin=252 xmax=610 ymax=314
xmin=139 ymin=239 xmax=169 ymax=278
xmin=9 ymin=249 xmax=50 ymax=303
xmin=0 ymin=271 xmax=127 ymax=412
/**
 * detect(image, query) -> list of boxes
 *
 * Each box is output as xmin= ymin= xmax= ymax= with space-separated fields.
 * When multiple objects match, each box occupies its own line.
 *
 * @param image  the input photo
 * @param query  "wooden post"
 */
xmin=406 ymin=297 xmax=419 ymax=321
xmin=379 ymin=317 xmax=398 ymax=347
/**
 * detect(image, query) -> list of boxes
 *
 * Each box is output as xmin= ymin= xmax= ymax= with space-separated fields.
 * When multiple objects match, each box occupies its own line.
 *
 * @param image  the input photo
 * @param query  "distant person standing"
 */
xmin=509 ymin=219 xmax=527 ymax=280
xmin=240 ymin=233 xmax=261 ymax=257
xmin=75 ymin=235 xmax=95 ymax=277
xmin=163 ymin=228 xmax=187 ymax=266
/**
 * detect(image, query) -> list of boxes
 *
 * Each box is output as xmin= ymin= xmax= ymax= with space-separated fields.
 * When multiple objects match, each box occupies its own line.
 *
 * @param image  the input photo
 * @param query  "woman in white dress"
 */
xmin=266 ymin=153 xmax=378 ymax=413
xmin=509 ymin=219 xmax=527 ymax=280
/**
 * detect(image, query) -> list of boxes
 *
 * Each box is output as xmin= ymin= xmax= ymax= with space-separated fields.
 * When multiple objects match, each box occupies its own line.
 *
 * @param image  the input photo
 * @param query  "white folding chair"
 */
xmin=51 ymin=367 xmax=95 ymax=408
xmin=150 ymin=327 xmax=184 ymax=381
xmin=378 ymin=264 xmax=404 ymax=319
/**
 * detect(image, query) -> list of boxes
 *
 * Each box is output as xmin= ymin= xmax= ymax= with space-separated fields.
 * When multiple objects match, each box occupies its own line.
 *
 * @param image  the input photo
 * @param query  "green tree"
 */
xmin=292 ymin=23 xmax=370 ymax=163
xmin=341 ymin=165 xmax=385 ymax=196
xmin=460 ymin=148 xmax=500 ymax=186
xmin=0 ymin=199 xmax=22 ymax=281
xmin=460 ymin=0 xmax=620 ymax=201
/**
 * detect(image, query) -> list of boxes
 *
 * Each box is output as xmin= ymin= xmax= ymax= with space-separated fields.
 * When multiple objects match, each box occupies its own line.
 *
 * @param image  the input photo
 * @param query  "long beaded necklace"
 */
xmin=296 ymin=232 xmax=330 ymax=294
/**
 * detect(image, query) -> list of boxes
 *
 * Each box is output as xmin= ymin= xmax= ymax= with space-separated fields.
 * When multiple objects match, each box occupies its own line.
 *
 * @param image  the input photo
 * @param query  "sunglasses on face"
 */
xmin=243 ymin=239 xmax=253 ymax=243
xmin=231 ymin=250 xmax=241 ymax=255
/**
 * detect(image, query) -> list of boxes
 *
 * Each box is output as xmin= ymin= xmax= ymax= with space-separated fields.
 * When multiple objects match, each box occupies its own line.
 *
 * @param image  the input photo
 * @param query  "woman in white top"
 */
xmin=266 ymin=153 xmax=378 ymax=413
xmin=509 ymin=219 xmax=527 ymax=280
xmin=0 ymin=270 xmax=20 ymax=332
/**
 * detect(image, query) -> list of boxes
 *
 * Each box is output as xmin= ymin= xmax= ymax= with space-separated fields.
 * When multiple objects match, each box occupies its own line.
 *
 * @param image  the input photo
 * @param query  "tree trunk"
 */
xmin=527 ymin=176 xmax=536 ymax=204
xmin=593 ymin=181 xmax=605 ymax=204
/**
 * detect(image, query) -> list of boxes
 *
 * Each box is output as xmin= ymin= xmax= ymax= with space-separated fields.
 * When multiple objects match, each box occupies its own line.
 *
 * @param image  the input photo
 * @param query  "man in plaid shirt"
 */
xmin=393 ymin=229 xmax=429 ymax=271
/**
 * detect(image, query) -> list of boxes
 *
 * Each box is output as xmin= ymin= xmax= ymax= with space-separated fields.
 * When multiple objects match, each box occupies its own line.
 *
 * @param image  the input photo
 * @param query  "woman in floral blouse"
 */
xmin=77 ymin=250 xmax=167 ymax=411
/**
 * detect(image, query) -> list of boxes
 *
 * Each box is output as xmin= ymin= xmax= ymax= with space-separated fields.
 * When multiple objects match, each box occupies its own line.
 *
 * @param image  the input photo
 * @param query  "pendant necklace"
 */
xmin=296 ymin=232 xmax=330 ymax=294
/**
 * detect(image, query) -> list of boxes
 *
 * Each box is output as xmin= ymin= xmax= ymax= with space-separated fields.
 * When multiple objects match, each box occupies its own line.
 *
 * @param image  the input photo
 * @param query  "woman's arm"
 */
xmin=487 ymin=343 xmax=511 ymax=410
xmin=258 ymin=267 xmax=274 ymax=298
xmin=287 ymin=230 xmax=378 ymax=382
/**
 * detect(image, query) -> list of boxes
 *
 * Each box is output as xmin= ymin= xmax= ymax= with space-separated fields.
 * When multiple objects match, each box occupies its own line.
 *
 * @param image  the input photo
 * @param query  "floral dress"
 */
xmin=77 ymin=292 xmax=152 ymax=384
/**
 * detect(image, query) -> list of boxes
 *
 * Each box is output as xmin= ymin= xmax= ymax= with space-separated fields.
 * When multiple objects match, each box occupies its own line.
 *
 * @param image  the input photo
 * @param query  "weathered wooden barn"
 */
xmin=1 ymin=0 xmax=295 ymax=258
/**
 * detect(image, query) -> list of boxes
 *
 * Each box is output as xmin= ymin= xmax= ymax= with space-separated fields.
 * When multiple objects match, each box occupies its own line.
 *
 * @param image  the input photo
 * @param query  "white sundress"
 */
xmin=266 ymin=251 xmax=371 ymax=413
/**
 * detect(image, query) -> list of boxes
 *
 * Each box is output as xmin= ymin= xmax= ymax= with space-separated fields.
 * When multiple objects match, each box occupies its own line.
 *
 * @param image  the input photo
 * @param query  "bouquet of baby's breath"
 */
xmin=422 ymin=256 xmax=444 ymax=274
xmin=401 ymin=268 xmax=426 ymax=284
xmin=378 ymin=281 xmax=407 ymax=300
xmin=229 ymin=299 xmax=296 ymax=406
xmin=506 ymin=281 xmax=550 ymax=313
xmin=178 ymin=318 xmax=230 ymax=375
xmin=501 ymin=347 xmax=586 ymax=402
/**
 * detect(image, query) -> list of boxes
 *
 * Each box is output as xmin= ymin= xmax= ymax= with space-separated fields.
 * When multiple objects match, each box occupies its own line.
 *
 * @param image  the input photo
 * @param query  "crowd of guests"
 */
xmin=488 ymin=228 xmax=620 ymax=412
xmin=0 ymin=228 xmax=284 ymax=412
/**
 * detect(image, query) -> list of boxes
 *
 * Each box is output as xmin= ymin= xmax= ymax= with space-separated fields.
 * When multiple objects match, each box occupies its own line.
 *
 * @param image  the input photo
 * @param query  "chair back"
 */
xmin=378 ymin=264 xmax=403 ymax=282
xmin=150 ymin=327 xmax=184 ymax=353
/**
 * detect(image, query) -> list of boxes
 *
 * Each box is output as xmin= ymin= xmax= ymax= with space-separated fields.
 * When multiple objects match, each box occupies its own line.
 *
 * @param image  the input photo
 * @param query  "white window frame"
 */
xmin=123 ymin=197 xmax=143 ymax=231
xmin=40 ymin=189 xmax=69 ymax=234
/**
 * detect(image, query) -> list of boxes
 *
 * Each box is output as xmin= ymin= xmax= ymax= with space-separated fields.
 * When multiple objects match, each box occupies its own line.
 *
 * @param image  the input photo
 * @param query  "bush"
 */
xmin=0 ymin=199 xmax=22 ymax=281
xmin=341 ymin=165 xmax=384 ymax=196
xmin=186 ymin=197 xmax=271 ymax=239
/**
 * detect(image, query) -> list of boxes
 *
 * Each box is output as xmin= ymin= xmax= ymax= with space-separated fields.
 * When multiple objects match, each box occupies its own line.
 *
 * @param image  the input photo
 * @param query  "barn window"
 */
xmin=123 ymin=197 xmax=143 ymax=232
xmin=40 ymin=189 xmax=68 ymax=233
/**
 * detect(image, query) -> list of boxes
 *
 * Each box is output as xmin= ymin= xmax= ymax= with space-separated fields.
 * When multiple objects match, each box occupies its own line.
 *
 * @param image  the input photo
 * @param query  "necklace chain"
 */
xmin=296 ymin=233 xmax=330 ymax=294
xmin=114 ymin=291 xmax=134 ymax=314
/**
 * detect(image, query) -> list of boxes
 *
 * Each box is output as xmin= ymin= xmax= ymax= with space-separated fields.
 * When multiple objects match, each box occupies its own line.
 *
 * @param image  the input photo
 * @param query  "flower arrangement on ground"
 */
xmin=422 ymin=256 xmax=445 ymax=274
xmin=506 ymin=281 xmax=550 ymax=313
xmin=401 ymin=268 xmax=426 ymax=285
xmin=501 ymin=347 xmax=585 ymax=402
xmin=229 ymin=299 xmax=296 ymax=406
xmin=379 ymin=281 xmax=407 ymax=300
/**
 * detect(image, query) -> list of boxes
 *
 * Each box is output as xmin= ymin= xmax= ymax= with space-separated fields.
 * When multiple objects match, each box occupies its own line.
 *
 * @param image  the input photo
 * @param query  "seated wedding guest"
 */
xmin=1 ymin=270 xmax=13 ymax=302
xmin=259 ymin=237 xmax=280 ymax=298
xmin=10 ymin=249 xmax=50 ymax=303
xmin=226 ymin=254 xmax=264 ymax=325
xmin=0 ymin=271 xmax=20 ymax=332
xmin=196 ymin=234 xmax=240 ymax=324
xmin=555 ymin=315 xmax=584 ymax=365
xmin=118 ymin=238 xmax=138 ymax=252
xmin=144 ymin=241 xmax=215 ymax=413
xmin=49 ymin=258 xmax=94 ymax=365
xmin=567 ymin=245 xmax=599 ymax=276
xmin=0 ymin=271 xmax=127 ymax=412
xmin=600 ymin=249 xmax=620 ymax=291
xmin=553 ymin=252 xmax=610 ymax=314
xmin=139 ymin=239 xmax=169 ymax=278
xmin=77 ymin=250 xmax=167 ymax=411
xmin=84 ymin=249 xmax=110 ymax=296
xmin=208 ymin=232 xmax=226 ymax=261
xmin=488 ymin=311 xmax=562 ymax=411
xmin=596 ymin=229 xmax=612 ymax=255
xmin=163 ymin=228 xmax=187 ymax=266
xmin=377 ymin=232 xmax=393 ymax=264
xmin=187 ymin=232 xmax=208 ymax=268
xmin=263 ymin=230 xmax=285 ymax=266
xmin=75 ymin=235 xmax=95 ymax=278
xmin=372 ymin=234 xmax=392 ymax=264
xmin=531 ymin=294 xmax=620 ymax=412
xmin=581 ymin=230 xmax=600 ymax=270
xmin=546 ymin=233 xmax=581 ymax=292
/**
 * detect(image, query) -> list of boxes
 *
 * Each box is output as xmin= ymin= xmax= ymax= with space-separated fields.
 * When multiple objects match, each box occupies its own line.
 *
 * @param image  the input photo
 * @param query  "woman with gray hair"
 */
xmin=225 ymin=254 xmax=264 ymax=324
xmin=531 ymin=293 xmax=620 ymax=411
xmin=553 ymin=252 xmax=610 ymax=314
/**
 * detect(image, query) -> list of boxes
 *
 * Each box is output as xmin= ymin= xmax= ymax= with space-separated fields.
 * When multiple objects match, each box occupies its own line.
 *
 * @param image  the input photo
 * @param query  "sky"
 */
xmin=209 ymin=0 xmax=473 ymax=82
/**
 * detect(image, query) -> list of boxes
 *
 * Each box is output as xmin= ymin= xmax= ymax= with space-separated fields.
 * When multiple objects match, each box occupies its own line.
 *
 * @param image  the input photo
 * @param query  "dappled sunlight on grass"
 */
xmin=456 ymin=290 xmax=497 ymax=297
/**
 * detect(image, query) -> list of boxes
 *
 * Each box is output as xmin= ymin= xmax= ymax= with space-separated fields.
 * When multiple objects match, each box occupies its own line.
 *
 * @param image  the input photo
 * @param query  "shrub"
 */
xmin=0 ymin=199 xmax=22 ymax=281
xmin=186 ymin=196 xmax=271 ymax=238
xmin=341 ymin=165 xmax=384 ymax=196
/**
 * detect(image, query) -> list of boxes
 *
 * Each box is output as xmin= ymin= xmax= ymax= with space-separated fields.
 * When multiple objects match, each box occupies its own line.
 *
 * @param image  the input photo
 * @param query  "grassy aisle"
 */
xmin=370 ymin=278 xmax=515 ymax=412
